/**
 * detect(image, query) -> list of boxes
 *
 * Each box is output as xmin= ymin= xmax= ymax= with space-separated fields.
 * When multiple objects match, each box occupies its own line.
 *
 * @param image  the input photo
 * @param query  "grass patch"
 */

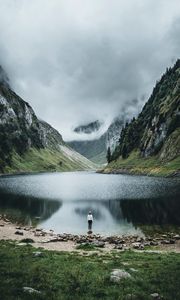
xmin=20 ymin=238 xmax=35 ymax=244
xmin=76 ymin=243 xmax=97 ymax=251
xmin=0 ymin=240 xmax=180 ymax=299
xmin=139 ymin=225 xmax=180 ymax=236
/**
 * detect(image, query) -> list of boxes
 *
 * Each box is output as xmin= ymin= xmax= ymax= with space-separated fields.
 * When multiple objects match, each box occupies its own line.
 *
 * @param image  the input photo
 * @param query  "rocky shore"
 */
xmin=0 ymin=214 xmax=180 ymax=253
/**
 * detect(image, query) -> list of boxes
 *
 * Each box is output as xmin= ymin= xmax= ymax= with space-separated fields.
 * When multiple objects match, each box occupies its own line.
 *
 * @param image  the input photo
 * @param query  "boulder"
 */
xmin=161 ymin=240 xmax=171 ymax=245
xmin=114 ymin=244 xmax=123 ymax=250
xmin=150 ymin=292 xmax=161 ymax=299
xmin=23 ymin=287 xmax=41 ymax=295
xmin=132 ymin=242 xmax=141 ymax=249
xmin=125 ymin=294 xmax=136 ymax=299
xmin=130 ymin=268 xmax=138 ymax=272
xmin=87 ymin=230 xmax=93 ymax=234
xmin=33 ymin=251 xmax=43 ymax=257
xmin=139 ymin=244 xmax=145 ymax=250
xmin=45 ymin=237 xmax=60 ymax=243
xmin=24 ymin=227 xmax=30 ymax=231
xmin=169 ymin=239 xmax=175 ymax=244
xmin=110 ymin=269 xmax=131 ymax=283
xmin=144 ymin=242 xmax=151 ymax=246
xmin=92 ymin=240 xmax=105 ymax=248
xmin=15 ymin=231 xmax=24 ymax=236
xmin=34 ymin=231 xmax=41 ymax=237
xmin=150 ymin=241 xmax=158 ymax=246
xmin=35 ymin=228 xmax=42 ymax=232
xmin=118 ymin=239 xmax=126 ymax=244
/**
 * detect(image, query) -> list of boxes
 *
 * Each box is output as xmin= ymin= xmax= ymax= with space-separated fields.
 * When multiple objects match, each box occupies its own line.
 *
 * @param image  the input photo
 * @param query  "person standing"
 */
xmin=87 ymin=211 xmax=93 ymax=232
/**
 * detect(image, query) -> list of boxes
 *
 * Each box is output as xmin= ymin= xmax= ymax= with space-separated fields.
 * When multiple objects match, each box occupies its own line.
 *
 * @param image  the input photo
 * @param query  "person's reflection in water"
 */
xmin=87 ymin=211 xmax=93 ymax=233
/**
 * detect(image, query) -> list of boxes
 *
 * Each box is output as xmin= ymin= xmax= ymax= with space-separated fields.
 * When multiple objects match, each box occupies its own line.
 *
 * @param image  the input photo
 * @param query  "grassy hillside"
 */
xmin=104 ymin=60 xmax=180 ymax=176
xmin=103 ymin=128 xmax=180 ymax=176
xmin=103 ymin=150 xmax=180 ymax=176
xmin=3 ymin=147 xmax=96 ymax=174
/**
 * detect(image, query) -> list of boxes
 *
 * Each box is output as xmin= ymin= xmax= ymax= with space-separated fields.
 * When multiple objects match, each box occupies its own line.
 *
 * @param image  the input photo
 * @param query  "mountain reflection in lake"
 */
xmin=0 ymin=172 xmax=179 ymax=235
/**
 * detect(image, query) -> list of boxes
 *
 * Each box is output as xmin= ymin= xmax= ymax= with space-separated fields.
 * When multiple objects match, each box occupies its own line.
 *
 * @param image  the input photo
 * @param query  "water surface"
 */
xmin=0 ymin=172 xmax=179 ymax=235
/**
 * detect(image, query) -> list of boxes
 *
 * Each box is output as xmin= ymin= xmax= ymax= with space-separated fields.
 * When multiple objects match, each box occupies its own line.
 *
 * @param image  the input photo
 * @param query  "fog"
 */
xmin=0 ymin=0 xmax=180 ymax=140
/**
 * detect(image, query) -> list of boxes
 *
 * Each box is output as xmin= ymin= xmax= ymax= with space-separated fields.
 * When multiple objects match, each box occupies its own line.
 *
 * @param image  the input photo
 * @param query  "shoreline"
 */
xmin=1 ymin=169 xmax=178 ymax=178
xmin=1 ymin=215 xmax=180 ymax=253
xmin=1 ymin=167 xmax=179 ymax=178
xmin=97 ymin=168 xmax=180 ymax=178
xmin=0 ymin=169 xmax=97 ymax=178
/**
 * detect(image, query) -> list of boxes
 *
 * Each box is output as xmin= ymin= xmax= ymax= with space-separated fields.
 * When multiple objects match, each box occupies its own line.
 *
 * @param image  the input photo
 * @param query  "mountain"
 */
xmin=68 ymin=118 xmax=124 ymax=164
xmin=103 ymin=60 xmax=180 ymax=176
xmin=0 ymin=66 xmax=95 ymax=174
xmin=74 ymin=120 xmax=103 ymax=134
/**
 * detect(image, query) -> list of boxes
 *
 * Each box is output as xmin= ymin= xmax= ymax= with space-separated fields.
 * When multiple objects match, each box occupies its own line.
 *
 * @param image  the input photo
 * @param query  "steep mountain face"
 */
xmin=39 ymin=120 xmax=64 ymax=150
xmin=0 ymin=66 xmax=95 ymax=173
xmin=68 ymin=118 xmax=124 ymax=164
xmin=106 ymin=118 xmax=124 ymax=153
xmin=105 ymin=60 xmax=180 ymax=176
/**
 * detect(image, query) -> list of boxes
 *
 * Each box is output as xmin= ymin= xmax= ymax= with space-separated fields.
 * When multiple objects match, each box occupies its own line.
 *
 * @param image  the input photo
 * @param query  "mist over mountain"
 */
xmin=0 ymin=0 xmax=180 ymax=140
xmin=74 ymin=121 xmax=103 ymax=135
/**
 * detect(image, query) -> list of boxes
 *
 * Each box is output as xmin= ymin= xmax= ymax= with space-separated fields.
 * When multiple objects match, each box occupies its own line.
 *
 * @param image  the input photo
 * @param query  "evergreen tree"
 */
xmin=106 ymin=146 xmax=111 ymax=163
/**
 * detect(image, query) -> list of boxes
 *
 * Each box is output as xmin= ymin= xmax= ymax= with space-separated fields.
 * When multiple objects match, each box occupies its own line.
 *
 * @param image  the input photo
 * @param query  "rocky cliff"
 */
xmin=68 ymin=118 xmax=124 ymax=164
xmin=0 ymin=66 xmax=95 ymax=173
xmin=104 ymin=60 xmax=180 ymax=176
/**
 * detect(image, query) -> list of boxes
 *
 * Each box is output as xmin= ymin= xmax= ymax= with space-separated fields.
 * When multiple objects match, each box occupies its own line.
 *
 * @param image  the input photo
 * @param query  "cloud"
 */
xmin=0 ymin=0 xmax=180 ymax=140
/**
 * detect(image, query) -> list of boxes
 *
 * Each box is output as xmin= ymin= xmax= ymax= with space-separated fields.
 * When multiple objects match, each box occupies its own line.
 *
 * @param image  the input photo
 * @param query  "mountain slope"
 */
xmin=103 ymin=60 xmax=180 ymax=176
xmin=68 ymin=135 xmax=106 ymax=164
xmin=0 ymin=66 xmax=95 ymax=174
xmin=68 ymin=118 xmax=124 ymax=164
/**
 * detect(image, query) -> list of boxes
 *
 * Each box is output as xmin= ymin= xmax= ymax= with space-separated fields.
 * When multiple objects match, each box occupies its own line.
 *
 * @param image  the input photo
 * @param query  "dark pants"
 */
xmin=88 ymin=220 xmax=92 ymax=230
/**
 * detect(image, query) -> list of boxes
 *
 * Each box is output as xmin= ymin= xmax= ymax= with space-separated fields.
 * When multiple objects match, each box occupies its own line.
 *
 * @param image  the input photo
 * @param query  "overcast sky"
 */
xmin=0 ymin=0 xmax=180 ymax=141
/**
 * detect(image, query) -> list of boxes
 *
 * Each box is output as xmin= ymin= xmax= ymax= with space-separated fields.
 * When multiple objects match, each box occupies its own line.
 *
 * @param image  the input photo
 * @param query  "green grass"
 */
xmin=4 ymin=148 xmax=94 ymax=174
xmin=104 ymin=150 xmax=180 ymax=176
xmin=90 ymin=150 xmax=107 ymax=164
xmin=0 ymin=240 xmax=180 ymax=300
xmin=138 ymin=224 xmax=180 ymax=237
xmin=76 ymin=243 xmax=97 ymax=251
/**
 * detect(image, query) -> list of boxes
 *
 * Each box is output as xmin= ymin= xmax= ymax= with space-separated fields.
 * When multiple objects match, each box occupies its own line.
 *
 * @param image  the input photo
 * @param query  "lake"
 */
xmin=0 ymin=172 xmax=180 ymax=236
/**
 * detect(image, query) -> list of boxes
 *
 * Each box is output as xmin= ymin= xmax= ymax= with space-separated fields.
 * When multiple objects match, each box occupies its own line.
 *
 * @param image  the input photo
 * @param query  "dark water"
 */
xmin=0 ymin=172 xmax=180 ymax=235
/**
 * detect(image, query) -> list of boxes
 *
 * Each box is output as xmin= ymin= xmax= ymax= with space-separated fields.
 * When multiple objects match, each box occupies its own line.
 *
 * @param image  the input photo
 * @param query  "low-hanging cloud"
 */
xmin=0 ymin=0 xmax=180 ymax=140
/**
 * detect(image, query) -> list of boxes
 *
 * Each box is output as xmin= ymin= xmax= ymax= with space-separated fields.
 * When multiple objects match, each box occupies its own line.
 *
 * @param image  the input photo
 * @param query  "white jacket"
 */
xmin=87 ymin=214 xmax=93 ymax=221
